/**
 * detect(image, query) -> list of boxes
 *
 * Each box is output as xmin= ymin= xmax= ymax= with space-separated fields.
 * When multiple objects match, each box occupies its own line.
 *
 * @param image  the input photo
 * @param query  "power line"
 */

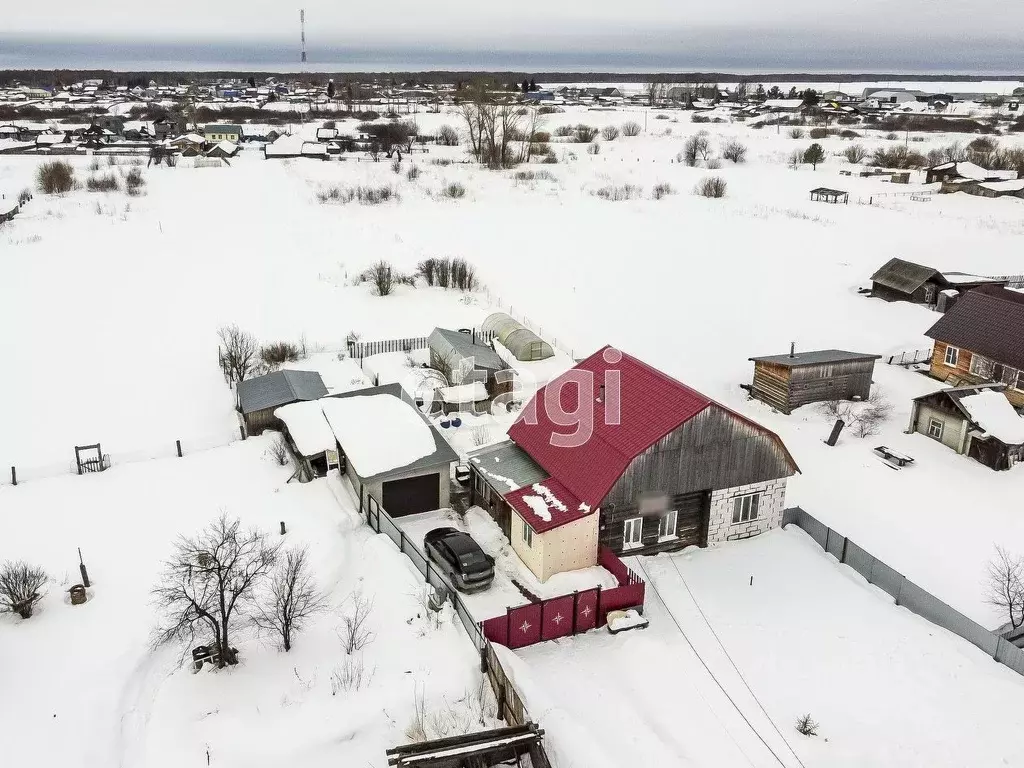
xmin=632 ymin=557 xmax=793 ymax=768
xmin=665 ymin=556 xmax=809 ymax=768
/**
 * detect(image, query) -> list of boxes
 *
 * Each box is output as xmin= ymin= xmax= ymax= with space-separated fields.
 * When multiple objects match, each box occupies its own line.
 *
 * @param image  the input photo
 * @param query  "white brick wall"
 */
xmin=706 ymin=479 xmax=788 ymax=545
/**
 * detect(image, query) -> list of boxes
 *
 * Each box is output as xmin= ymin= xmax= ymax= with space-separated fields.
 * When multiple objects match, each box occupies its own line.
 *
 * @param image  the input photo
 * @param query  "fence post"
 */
xmin=10 ymin=466 xmax=15 ymax=486
xmin=175 ymin=439 xmax=182 ymax=458
xmin=595 ymin=584 xmax=603 ymax=626
xmin=238 ymin=424 xmax=246 ymax=441
xmin=571 ymin=590 xmax=579 ymax=634
xmin=400 ymin=528 xmax=407 ymax=555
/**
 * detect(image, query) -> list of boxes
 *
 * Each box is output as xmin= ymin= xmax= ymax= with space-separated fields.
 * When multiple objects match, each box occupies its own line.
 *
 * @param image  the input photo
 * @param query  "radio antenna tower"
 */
xmin=300 ymin=9 xmax=307 ymax=65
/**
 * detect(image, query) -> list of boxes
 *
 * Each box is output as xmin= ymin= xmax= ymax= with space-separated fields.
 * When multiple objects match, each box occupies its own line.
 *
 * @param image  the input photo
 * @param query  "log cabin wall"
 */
xmin=752 ymin=360 xmax=876 ymax=413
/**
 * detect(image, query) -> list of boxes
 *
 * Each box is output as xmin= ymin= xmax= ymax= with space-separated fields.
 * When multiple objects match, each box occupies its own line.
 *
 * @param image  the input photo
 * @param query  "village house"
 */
xmin=870 ymin=257 xmax=1008 ymax=308
xmin=924 ymin=285 xmax=1024 ymax=408
xmin=468 ymin=347 xmax=799 ymax=580
xmin=748 ymin=347 xmax=881 ymax=414
xmin=908 ymin=384 xmax=1024 ymax=470
xmin=925 ymin=160 xmax=1019 ymax=188
xmin=91 ymin=115 xmax=125 ymax=136
xmin=235 ymin=369 xmax=328 ymax=435
xmin=428 ymin=328 xmax=510 ymax=395
xmin=202 ymin=123 xmax=244 ymax=143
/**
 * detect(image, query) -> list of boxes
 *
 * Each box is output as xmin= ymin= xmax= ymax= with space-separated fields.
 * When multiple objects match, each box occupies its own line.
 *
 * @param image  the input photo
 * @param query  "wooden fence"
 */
xmin=347 ymin=330 xmax=499 ymax=361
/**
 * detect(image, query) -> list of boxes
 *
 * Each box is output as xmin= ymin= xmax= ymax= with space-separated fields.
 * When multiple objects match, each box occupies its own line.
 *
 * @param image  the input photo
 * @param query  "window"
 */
xmin=659 ymin=510 xmax=678 ymax=540
xmin=970 ymin=354 xmax=994 ymax=378
xmin=623 ymin=517 xmax=643 ymax=549
xmin=522 ymin=519 xmax=534 ymax=548
xmin=927 ymin=418 xmax=944 ymax=440
xmin=944 ymin=346 xmax=959 ymax=367
xmin=732 ymin=493 xmax=760 ymax=524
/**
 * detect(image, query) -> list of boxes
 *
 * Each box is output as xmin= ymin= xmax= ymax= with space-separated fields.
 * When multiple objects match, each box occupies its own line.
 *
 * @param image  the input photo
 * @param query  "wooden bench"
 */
xmin=874 ymin=445 xmax=915 ymax=467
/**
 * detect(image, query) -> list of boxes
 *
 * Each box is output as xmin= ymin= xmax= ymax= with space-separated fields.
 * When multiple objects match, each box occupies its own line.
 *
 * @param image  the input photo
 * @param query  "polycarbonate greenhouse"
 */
xmin=481 ymin=312 xmax=555 ymax=362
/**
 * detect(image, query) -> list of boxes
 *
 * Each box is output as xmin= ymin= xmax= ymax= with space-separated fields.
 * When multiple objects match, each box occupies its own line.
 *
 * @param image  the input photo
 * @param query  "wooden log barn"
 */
xmin=748 ymin=346 xmax=881 ymax=414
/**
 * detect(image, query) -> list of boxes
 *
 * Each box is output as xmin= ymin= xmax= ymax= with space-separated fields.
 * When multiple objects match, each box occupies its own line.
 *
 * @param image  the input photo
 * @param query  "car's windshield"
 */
xmin=459 ymin=551 xmax=488 ymax=568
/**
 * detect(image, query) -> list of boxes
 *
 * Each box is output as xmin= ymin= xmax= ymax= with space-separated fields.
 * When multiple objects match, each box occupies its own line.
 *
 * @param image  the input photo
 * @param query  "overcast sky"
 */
xmin=4 ymin=0 xmax=1023 ymax=71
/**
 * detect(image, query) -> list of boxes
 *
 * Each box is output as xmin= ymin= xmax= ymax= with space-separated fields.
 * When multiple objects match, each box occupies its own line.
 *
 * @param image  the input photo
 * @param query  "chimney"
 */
xmin=789 ymin=342 xmax=796 ymax=358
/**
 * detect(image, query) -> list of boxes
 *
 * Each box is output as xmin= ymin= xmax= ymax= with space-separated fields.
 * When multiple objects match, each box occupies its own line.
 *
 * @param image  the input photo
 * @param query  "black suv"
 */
xmin=423 ymin=527 xmax=495 ymax=593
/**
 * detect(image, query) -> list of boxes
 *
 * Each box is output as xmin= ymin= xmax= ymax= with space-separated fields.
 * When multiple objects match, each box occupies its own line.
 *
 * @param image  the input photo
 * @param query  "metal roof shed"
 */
xmin=236 ymin=370 xmax=328 ymax=435
xmin=748 ymin=348 xmax=881 ymax=414
xmin=480 ymin=312 xmax=554 ymax=361
xmin=427 ymin=328 xmax=505 ymax=384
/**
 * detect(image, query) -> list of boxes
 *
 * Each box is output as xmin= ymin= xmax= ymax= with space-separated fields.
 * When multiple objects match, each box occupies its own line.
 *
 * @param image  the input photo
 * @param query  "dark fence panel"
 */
xmin=825 ymin=527 xmax=845 ymax=561
xmin=507 ymin=604 xmax=543 ymax=649
xmin=600 ymin=582 xmax=646 ymax=623
xmin=482 ymin=615 xmax=510 ymax=646
xmin=869 ymin=559 xmax=904 ymax=602
xmin=575 ymin=589 xmax=599 ymax=634
xmin=540 ymin=594 xmax=575 ymax=642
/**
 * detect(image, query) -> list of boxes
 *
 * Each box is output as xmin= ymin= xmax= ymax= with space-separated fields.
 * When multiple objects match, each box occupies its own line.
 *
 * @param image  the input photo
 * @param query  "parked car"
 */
xmin=423 ymin=527 xmax=495 ymax=593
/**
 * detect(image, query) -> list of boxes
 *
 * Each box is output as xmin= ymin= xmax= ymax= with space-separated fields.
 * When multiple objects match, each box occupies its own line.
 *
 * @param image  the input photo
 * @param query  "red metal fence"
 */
xmin=481 ymin=546 xmax=645 ymax=649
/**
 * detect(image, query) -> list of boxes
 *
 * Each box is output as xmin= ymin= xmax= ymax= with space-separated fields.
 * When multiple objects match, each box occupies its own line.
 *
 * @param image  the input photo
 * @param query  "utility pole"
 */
xmin=300 ymin=10 xmax=307 ymax=67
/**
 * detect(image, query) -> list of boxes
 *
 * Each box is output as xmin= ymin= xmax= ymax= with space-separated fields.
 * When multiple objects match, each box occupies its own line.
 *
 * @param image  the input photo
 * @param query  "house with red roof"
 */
xmin=469 ymin=346 xmax=800 ymax=581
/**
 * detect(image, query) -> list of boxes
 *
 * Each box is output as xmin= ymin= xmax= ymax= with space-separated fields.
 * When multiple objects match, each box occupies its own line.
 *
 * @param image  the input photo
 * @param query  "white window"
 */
xmin=623 ymin=517 xmax=643 ymax=549
xmin=522 ymin=519 xmax=534 ymax=548
xmin=732 ymin=493 xmax=760 ymax=524
xmin=927 ymin=418 xmax=944 ymax=440
xmin=970 ymin=354 xmax=994 ymax=378
xmin=659 ymin=510 xmax=678 ymax=540
xmin=944 ymin=346 xmax=959 ymax=367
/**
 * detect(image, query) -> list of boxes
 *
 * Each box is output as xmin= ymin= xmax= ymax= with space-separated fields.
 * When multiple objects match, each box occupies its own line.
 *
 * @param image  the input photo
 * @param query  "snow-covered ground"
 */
xmin=0 ymin=437 xmax=495 ymax=768
xmin=4 ymin=102 xmax=1024 ymax=766
xmin=501 ymin=527 xmax=1024 ymax=768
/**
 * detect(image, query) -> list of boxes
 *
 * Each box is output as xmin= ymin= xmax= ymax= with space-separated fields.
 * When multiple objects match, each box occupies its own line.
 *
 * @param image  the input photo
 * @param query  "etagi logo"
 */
xmin=518 ymin=346 xmax=623 ymax=449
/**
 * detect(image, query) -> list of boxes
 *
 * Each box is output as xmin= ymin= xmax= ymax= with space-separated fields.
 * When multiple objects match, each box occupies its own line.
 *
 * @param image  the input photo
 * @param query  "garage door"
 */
xmin=674 ymin=490 xmax=710 ymax=547
xmin=382 ymin=474 xmax=441 ymax=517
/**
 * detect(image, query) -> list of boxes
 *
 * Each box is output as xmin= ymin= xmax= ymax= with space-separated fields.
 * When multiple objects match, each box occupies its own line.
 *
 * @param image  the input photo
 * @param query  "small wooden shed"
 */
xmin=748 ymin=348 xmax=881 ymax=414
xmin=810 ymin=187 xmax=849 ymax=204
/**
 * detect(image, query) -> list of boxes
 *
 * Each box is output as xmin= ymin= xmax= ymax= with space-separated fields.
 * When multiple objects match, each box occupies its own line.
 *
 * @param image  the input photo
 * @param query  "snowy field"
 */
xmin=0 ymin=435 xmax=496 ymax=768
xmin=4 ymin=101 xmax=1024 ymax=766
xmin=502 ymin=528 xmax=1024 ymax=768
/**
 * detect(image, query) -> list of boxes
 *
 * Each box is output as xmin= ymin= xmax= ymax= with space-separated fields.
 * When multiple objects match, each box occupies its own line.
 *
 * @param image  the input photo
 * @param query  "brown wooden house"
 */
xmin=870 ymin=257 xmax=1007 ymax=306
xmin=909 ymin=384 xmax=1024 ymax=471
xmin=925 ymin=285 xmax=1024 ymax=408
xmin=471 ymin=347 xmax=800 ymax=566
xmin=748 ymin=347 xmax=881 ymax=414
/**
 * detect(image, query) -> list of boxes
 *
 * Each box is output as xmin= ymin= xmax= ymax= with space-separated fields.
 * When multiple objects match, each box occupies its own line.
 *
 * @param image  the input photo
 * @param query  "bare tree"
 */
xmin=0 ymin=561 xmax=48 ymax=619
xmin=987 ymin=546 xmax=1024 ymax=630
xmin=152 ymin=514 xmax=279 ymax=667
xmin=218 ymin=324 xmax=260 ymax=383
xmin=339 ymin=588 xmax=375 ymax=654
xmin=621 ymin=121 xmax=641 ymax=137
xmin=722 ymin=140 xmax=748 ymax=163
xmin=369 ymin=260 xmax=395 ymax=296
xmin=643 ymin=80 xmax=665 ymax=107
xmin=269 ymin=434 xmax=289 ymax=466
xmin=844 ymin=144 xmax=867 ymax=164
xmin=254 ymin=547 xmax=326 ymax=651
xmin=694 ymin=176 xmax=728 ymax=198
xmin=681 ymin=133 xmax=711 ymax=166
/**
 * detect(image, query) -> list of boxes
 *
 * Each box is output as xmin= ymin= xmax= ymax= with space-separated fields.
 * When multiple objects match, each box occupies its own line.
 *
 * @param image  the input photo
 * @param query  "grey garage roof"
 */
xmin=468 ymin=440 xmax=549 ymax=493
xmin=328 ymin=383 xmax=459 ymax=483
xmin=749 ymin=349 xmax=882 ymax=368
xmin=428 ymin=327 xmax=506 ymax=373
xmin=237 ymin=370 xmax=328 ymax=414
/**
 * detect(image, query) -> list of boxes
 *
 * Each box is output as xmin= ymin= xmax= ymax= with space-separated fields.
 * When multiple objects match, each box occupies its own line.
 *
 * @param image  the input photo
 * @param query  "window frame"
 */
xmin=969 ymin=353 xmax=993 ymax=378
xmin=944 ymin=346 xmax=959 ymax=367
xmin=658 ymin=510 xmax=678 ymax=541
xmin=623 ymin=517 xmax=644 ymax=549
xmin=927 ymin=418 xmax=944 ymax=440
xmin=731 ymin=493 xmax=760 ymax=525
xmin=522 ymin=519 xmax=534 ymax=549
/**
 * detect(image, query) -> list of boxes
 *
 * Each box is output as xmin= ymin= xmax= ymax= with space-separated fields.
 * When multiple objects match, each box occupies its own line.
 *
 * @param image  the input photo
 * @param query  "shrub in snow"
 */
xmin=788 ymin=149 xmax=805 ymax=169
xmin=124 ymin=167 xmax=146 ymax=196
xmin=440 ymin=182 xmax=466 ymax=199
xmin=339 ymin=589 xmax=375 ymax=654
xmin=803 ymin=143 xmax=826 ymax=170
xmin=651 ymin=182 xmax=675 ymax=200
xmin=722 ymin=140 xmax=747 ymax=163
xmin=331 ymin=655 xmax=374 ymax=693
xmin=405 ymin=687 xmax=483 ymax=743
xmin=681 ymin=132 xmax=711 ymax=166
xmin=86 ymin=173 xmax=120 ymax=192
xmin=513 ymin=169 xmax=555 ymax=183
xmin=796 ymin=714 xmax=819 ymax=737
xmin=870 ymin=145 xmax=927 ymax=169
xmin=691 ymin=114 xmax=710 ymax=124
xmin=809 ymin=127 xmax=830 ymax=139
xmin=268 ymin=434 xmax=289 ymax=465
xmin=0 ymin=561 xmax=48 ymax=619
xmin=471 ymin=425 xmax=491 ymax=447
xmin=986 ymin=545 xmax=1024 ymax=630
xmin=436 ymin=124 xmax=459 ymax=146
xmin=406 ymin=165 xmax=420 ymax=181
xmin=885 ymin=131 xmax=899 ymax=140
xmin=601 ymin=125 xmax=619 ymax=141
xmin=260 ymin=341 xmax=301 ymax=370
xmin=706 ymin=158 xmax=722 ymax=169
xmin=368 ymin=260 xmax=396 ymax=296
xmin=451 ymin=257 xmax=477 ymax=291
xmin=844 ymin=144 xmax=867 ymax=164
xmin=574 ymin=124 xmax=599 ymax=143
xmin=36 ymin=160 xmax=76 ymax=195
xmin=694 ymin=176 xmax=727 ymax=198
xmin=152 ymin=514 xmax=279 ymax=668
xmin=839 ymin=129 xmax=860 ymax=138
xmin=788 ymin=127 xmax=805 ymax=139
xmin=587 ymin=142 xmax=600 ymax=155
xmin=253 ymin=547 xmax=326 ymax=652
xmin=537 ymin=105 xmax=563 ymax=115
xmin=594 ymin=184 xmax=642 ymax=201
xmin=621 ymin=121 xmax=641 ymax=137
xmin=218 ymin=324 xmax=260 ymax=383
xmin=531 ymin=130 xmax=551 ymax=143
xmin=430 ymin=157 xmax=453 ymax=167
xmin=542 ymin=153 xmax=558 ymax=164
xmin=18 ymin=188 xmax=32 ymax=206
xmin=554 ymin=125 xmax=575 ymax=138
xmin=356 ymin=185 xmax=398 ymax=205
xmin=391 ymin=156 xmax=402 ymax=174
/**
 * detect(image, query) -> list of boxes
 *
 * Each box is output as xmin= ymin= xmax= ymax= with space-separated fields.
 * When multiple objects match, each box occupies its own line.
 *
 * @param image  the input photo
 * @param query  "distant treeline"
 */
xmin=2 ymin=69 xmax=1022 ymax=89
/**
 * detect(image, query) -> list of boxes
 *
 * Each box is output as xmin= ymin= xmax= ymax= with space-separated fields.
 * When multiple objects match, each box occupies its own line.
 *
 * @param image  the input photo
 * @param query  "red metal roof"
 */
xmin=505 ymin=477 xmax=591 ymax=534
xmin=507 ymin=346 xmax=714 ymax=509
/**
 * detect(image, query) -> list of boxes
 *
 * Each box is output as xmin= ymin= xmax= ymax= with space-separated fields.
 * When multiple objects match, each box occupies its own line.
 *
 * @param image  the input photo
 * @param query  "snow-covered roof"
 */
xmin=978 ymin=179 xmax=1024 ymax=193
xmin=505 ymin=478 xmax=593 ymax=534
xmin=320 ymin=393 xmax=437 ymax=476
xmin=274 ymin=400 xmax=336 ymax=456
xmin=959 ymin=390 xmax=1024 ymax=444
xmin=265 ymin=134 xmax=303 ymax=156
xmin=437 ymin=381 xmax=488 ymax=403
xmin=210 ymin=139 xmax=238 ymax=155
